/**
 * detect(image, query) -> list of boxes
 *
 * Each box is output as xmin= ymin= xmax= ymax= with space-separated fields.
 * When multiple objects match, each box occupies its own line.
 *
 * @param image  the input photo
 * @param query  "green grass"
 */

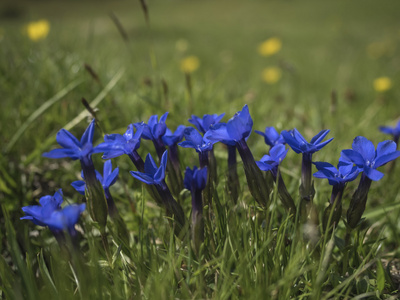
xmin=1 ymin=0 xmax=400 ymax=298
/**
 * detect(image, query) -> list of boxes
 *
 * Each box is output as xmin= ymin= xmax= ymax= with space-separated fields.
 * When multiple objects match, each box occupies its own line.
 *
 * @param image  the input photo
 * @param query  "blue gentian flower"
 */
xmin=134 ymin=113 xmax=169 ymax=160
xmin=43 ymin=119 xmax=102 ymax=163
xmin=205 ymin=104 xmax=253 ymax=145
xmin=379 ymin=120 xmax=400 ymax=144
xmin=256 ymin=145 xmax=296 ymax=213
xmin=341 ymin=136 xmax=400 ymax=181
xmin=341 ymin=137 xmax=400 ymax=228
xmin=256 ymin=144 xmax=288 ymax=173
xmin=130 ymin=151 xmax=168 ymax=185
xmin=179 ymin=127 xmax=216 ymax=153
xmin=97 ymin=124 xmax=143 ymax=159
xmin=135 ymin=112 xmax=168 ymax=141
xmin=184 ymin=166 xmax=208 ymax=253
xmin=313 ymin=160 xmax=359 ymax=229
xmin=71 ymin=160 xmax=119 ymax=195
xmin=281 ymin=128 xmax=333 ymax=203
xmin=313 ymin=160 xmax=360 ymax=187
xmin=21 ymin=189 xmax=86 ymax=235
xmin=162 ymin=125 xmax=186 ymax=196
xmin=205 ymin=105 xmax=270 ymax=207
xmin=162 ymin=125 xmax=186 ymax=147
xmin=188 ymin=113 xmax=225 ymax=134
xmin=255 ymin=126 xmax=286 ymax=147
xmin=184 ymin=166 xmax=208 ymax=192
xmin=281 ymin=129 xmax=333 ymax=155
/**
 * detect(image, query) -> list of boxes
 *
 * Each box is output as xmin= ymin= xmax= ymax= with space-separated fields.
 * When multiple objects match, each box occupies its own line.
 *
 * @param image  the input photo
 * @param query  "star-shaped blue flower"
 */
xmin=281 ymin=129 xmax=333 ymax=155
xmin=71 ymin=160 xmax=119 ymax=195
xmin=43 ymin=119 xmax=102 ymax=161
xmin=135 ymin=112 xmax=169 ymax=141
xmin=130 ymin=151 xmax=168 ymax=185
xmin=184 ymin=166 xmax=208 ymax=192
xmin=256 ymin=144 xmax=289 ymax=172
xmin=21 ymin=189 xmax=86 ymax=234
xmin=255 ymin=126 xmax=286 ymax=147
xmin=179 ymin=127 xmax=216 ymax=153
xmin=313 ymin=160 xmax=360 ymax=187
xmin=341 ymin=136 xmax=400 ymax=181
xmin=204 ymin=104 xmax=253 ymax=145
xmin=96 ymin=124 xmax=143 ymax=159
xmin=188 ymin=113 xmax=225 ymax=134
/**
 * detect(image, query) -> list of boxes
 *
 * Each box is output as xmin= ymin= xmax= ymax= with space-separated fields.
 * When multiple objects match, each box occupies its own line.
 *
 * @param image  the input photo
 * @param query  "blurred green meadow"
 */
xmin=1 ymin=0 xmax=400 ymax=298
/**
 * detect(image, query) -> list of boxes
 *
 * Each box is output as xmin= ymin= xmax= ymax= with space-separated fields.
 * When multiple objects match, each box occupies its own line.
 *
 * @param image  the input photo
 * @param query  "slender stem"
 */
xmin=227 ymin=145 xmax=239 ymax=204
xmin=128 ymin=151 xmax=145 ymax=172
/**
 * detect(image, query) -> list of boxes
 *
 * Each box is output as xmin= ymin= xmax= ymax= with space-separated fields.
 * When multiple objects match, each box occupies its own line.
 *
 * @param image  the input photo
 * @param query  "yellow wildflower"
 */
xmin=26 ymin=19 xmax=50 ymax=41
xmin=258 ymin=37 xmax=282 ymax=56
xmin=373 ymin=77 xmax=392 ymax=92
xmin=180 ymin=56 xmax=200 ymax=73
xmin=261 ymin=67 xmax=282 ymax=84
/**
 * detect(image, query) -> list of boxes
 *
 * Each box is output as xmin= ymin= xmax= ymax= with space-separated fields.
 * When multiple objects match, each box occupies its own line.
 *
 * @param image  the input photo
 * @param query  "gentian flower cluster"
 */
xmin=43 ymin=120 xmax=108 ymax=231
xmin=25 ymin=104 xmax=400 ymax=258
xmin=21 ymin=189 xmax=85 ymax=237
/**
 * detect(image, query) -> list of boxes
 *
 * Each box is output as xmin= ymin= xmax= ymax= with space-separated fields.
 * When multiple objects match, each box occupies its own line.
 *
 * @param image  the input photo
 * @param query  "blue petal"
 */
xmin=179 ymin=140 xmax=197 ymax=149
xmin=71 ymin=180 xmax=86 ymax=195
xmin=195 ymin=167 xmax=208 ymax=190
xmin=56 ymin=129 xmax=81 ymax=150
xmin=364 ymin=167 xmax=384 ymax=181
xmin=42 ymin=148 xmax=80 ymax=160
xmin=130 ymin=171 xmax=155 ymax=185
xmin=184 ymin=167 xmax=194 ymax=190
xmin=269 ymin=144 xmax=288 ymax=162
xmin=204 ymin=123 xmax=236 ymax=146
xmin=103 ymin=160 xmax=112 ymax=178
xmin=102 ymin=150 xmax=126 ymax=159
xmin=256 ymin=161 xmax=274 ymax=172
xmin=341 ymin=149 xmax=365 ymax=167
xmin=374 ymin=151 xmax=400 ymax=168
xmin=310 ymin=129 xmax=330 ymax=145
xmin=188 ymin=115 xmax=204 ymax=133
xmin=314 ymin=138 xmax=334 ymax=151
xmin=159 ymin=112 xmax=169 ymax=124
xmin=184 ymin=127 xmax=204 ymax=146
xmin=123 ymin=124 xmax=134 ymax=140
xmin=144 ymin=153 xmax=158 ymax=176
xmin=376 ymin=140 xmax=397 ymax=157
xmin=265 ymin=127 xmax=280 ymax=146
xmin=153 ymin=150 xmax=168 ymax=184
xmin=379 ymin=126 xmax=394 ymax=135
xmin=148 ymin=115 xmax=158 ymax=129
xmin=80 ymin=119 xmax=95 ymax=145
xmin=352 ymin=136 xmax=375 ymax=162
xmin=292 ymin=129 xmax=308 ymax=144
xmin=338 ymin=160 xmax=354 ymax=176
xmin=281 ymin=130 xmax=302 ymax=154
xmin=103 ymin=168 xmax=119 ymax=188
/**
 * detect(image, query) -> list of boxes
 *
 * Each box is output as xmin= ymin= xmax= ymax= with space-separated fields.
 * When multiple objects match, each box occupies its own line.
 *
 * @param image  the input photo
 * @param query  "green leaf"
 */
xmin=376 ymin=259 xmax=385 ymax=293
